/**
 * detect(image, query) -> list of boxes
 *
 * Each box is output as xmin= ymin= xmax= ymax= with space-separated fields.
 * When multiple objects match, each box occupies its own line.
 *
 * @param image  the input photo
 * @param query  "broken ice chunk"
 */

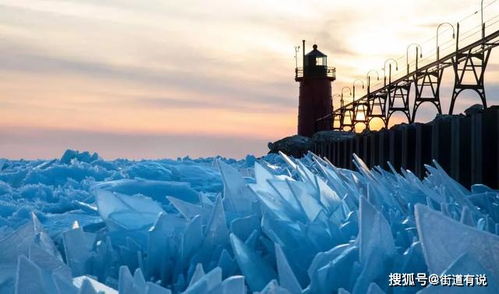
xmin=146 ymin=212 xmax=186 ymax=283
xmin=183 ymin=267 xmax=222 ymax=293
xmin=229 ymin=234 xmax=276 ymax=292
xmin=0 ymin=213 xmax=60 ymax=293
xmin=359 ymin=197 xmax=395 ymax=263
xmin=366 ymin=282 xmax=385 ymax=294
xmin=62 ymin=225 xmax=95 ymax=276
xmin=217 ymin=249 xmax=238 ymax=278
xmin=212 ymin=275 xmax=246 ymax=294
xmin=74 ymin=275 xmax=118 ymax=294
xmin=230 ymin=215 xmax=261 ymax=243
xmin=77 ymin=278 xmax=99 ymax=294
xmin=53 ymin=274 xmax=79 ymax=294
xmin=119 ymin=266 xmax=171 ymax=294
xmin=256 ymin=279 xmax=291 ymax=294
xmin=188 ymin=263 xmax=205 ymax=287
xmin=145 ymin=282 xmax=172 ymax=294
xmin=415 ymin=204 xmax=499 ymax=282
xmin=287 ymin=180 xmax=323 ymax=222
xmin=307 ymin=245 xmax=358 ymax=294
xmin=28 ymin=243 xmax=72 ymax=289
xmin=93 ymin=179 xmax=199 ymax=204
xmin=419 ymin=252 xmax=498 ymax=293
xmin=202 ymin=196 xmax=229 ymax=252
xmin=181 ymin=215 xmax=204 ymax=263
xmin=95 ymin=189 xmax=164 ymax=231
xmin=217 ymin=161 xmax=256 ymax=217
xmin=167 ymin=196 xmax=210 ymax=222
xmin=15 ymin=255 xmax=48 ymax=294
xmin=275 ymin=244 xmax=301 ymax=294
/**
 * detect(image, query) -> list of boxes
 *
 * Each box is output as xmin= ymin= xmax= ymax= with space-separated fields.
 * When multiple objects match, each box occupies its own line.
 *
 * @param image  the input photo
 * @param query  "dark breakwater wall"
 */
xmin=312 ymin=106 xmax=499 ymax=189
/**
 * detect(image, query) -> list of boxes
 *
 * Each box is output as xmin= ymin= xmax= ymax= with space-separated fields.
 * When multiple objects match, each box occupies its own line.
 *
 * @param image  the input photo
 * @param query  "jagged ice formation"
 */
xmin=0 ymin=150 xmax=498 ymax=293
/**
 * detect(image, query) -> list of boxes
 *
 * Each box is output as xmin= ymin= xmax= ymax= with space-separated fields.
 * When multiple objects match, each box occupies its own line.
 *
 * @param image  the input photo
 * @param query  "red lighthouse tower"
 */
xmin=295 ymin=41 xmax=336 ymax=137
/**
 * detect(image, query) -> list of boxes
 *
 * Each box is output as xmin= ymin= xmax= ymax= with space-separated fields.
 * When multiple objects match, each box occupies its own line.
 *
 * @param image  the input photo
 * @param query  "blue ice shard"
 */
xmin=188 ymin=264 xmax=206 ymax=287
xmin=415 ymin=204 xmax=499 ymax=281
xmin=419 ymin=252 xmax=498 ymax=293
xmin=286 ymin=180 xmax=323 ymax=222
xmin=202 ymin=195 xmax=229 ymax=253
xmin=119 ymin=265 xmax=172 ymax=294
xmin=73 ymin=276 xmax=118 ymax=294
xmin=366 ymin=282 xmax=385 ymax=294
xmin=359 ymin=197 xmax=395 ymax=263
xmin=28 ymin=242 xmax=72 ymax=290
xmin=253 ymin=162 xmax=278 ymax=193
xmin=216 ymin=249 xmax=238 ymax=278
xmin=167 ymin=196 xmax=210 ymax=222
xmin=78 ymin=278 xmax=99 ymax=294
xmin=118 ymin=265 xmax=135 ymax=293
xmin=218 ymin=161 xmax=256 ymax=217
xmin=230 ymin=215 xmax=261 ymax=242
xmin=306 ymin=245 xmax=358 ymax=294
xmin=229 ymin=233 xmax=276 ymax=292
xmin=95 ymin=190 xmax=164 ymax=231
xmin=0 ymin=213 xmax=60 ymax=293
xmin=183 ymin=267 xmax=222 ymax=293
xmin=15 ymin=255 xmax=47 ymax=294
xmin=53 ymin=274 xmax=79 ymax=294
xmin=62 ymin=223 xmax=95 ymax=276
xmin=146 ymin=283 xmax=172 ymax=294
xmin=93 ymin=179 xmax=200 ymax=204
xmin=145 ymin=211 xmax=186 ymax=282
xmin=257 ymin=279 xmax=291 ymax=294
xmin=2 ymin=149 xmax=499 ymax=293
xmin=213 ymin=275 xmax=246 ymax=294
xmin=314 ymin=174 xmax=343 ymax=219
xmin=275 ymin=244 xmax=301 ymax=294
xmin=181 ymin=215 xmax=204 ymax=264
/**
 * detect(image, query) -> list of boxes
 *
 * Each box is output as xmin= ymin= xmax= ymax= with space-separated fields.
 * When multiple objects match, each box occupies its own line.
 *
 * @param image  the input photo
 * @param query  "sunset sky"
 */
xmin=1 ymin=0 xmax=499 ymax=159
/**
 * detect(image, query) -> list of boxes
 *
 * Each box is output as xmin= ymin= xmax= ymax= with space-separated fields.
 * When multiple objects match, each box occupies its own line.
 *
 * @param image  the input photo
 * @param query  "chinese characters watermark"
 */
xmin=389 ymin=273 xmax=488 ymax=287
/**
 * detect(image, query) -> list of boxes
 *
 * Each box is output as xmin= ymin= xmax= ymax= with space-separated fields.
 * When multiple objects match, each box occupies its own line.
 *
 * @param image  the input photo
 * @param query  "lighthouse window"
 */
xmin=316 ymin=57 xmax=326 ymax=66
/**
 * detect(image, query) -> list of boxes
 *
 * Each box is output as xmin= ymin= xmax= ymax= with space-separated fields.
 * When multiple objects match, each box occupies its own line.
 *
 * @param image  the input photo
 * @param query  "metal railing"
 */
xmin=332 ymin=24 xmax=499 ymax=118
xmin=332 ymin=1 xmax=499 ymax=119
xmin=295 ymin=67 xmax=336 ymax=79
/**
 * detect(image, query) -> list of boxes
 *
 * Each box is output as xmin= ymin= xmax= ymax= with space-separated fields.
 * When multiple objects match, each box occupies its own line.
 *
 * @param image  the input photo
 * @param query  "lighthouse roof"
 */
xmin=305 ymin=44 xmax=327 ymax=58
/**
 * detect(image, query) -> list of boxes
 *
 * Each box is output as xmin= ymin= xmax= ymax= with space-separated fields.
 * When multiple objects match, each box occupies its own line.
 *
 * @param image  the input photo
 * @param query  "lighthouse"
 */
xmin=295 ymin=41 xmax=336 ymax=137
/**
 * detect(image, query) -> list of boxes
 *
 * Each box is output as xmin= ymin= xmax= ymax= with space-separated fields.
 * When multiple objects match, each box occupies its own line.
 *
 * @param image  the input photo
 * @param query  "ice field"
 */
xmin=0 ymin=149 xmax=498 ymax=293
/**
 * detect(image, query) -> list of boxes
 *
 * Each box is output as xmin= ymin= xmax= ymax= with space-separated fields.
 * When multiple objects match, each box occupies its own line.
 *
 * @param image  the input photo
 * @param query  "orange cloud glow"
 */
xmin=0 ymin=0 xmax=498 ymax=159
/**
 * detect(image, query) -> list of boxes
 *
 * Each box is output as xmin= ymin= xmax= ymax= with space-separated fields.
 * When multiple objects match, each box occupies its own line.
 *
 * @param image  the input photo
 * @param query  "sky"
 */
xmin=0 ymin=0 xmax=499 ymax=159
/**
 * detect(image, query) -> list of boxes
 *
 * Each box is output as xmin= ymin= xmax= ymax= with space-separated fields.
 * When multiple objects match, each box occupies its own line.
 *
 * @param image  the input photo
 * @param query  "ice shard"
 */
xmin=419 ymin=252 xmax=498 ymax=293
xmin=183 ymin=267 xmax=222 ymax=293
xmin=95 ymin=190 xmax=164 ymax=231
xmin=119 ymin=266 xmax=172 ymax=294
xmin=358 ymin=197 xmax=395 ymax=263
xmin=73 ymin=276 xmax=118 ymax=294
xmin=181 ymin=215 xmax=204 ymax=264
xmin=93 ymin=179 xmax=200 ymax=205
xmin=167 ymin=196 xmax=210 ymax=222
xmin=213 ymin=275 xmax=246 ymax=294
xmin=201 ymin=195 xmax=230 ymax=256
xmin=415 ymin=204 xmax=499 ymax=281
xmin=275 ymin=244 xmax=301 ymax=294
xmin=62 ymin=224 xmax=95 ymax=276
xmin=14 ymin=256 xmax=47 ymax=294
xmin=230 ymin=234 xmax=276 ymax=292
xmin=218 ymin=160 xmax=256 ymax=217
xmin=0 ymin=149 xmax=498 ymax=293
xmin=0 ymin=213 xmax=60 ymax=293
